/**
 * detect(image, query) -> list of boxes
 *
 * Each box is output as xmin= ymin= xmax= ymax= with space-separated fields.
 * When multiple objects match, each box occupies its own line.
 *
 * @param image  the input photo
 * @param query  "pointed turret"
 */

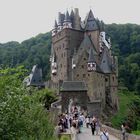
xmin=84 ymin=10 xmax=99 ymax=31
xmin=63 ymin=11 xmax=72 ymax=29
xmin=54 ymin=20 xmax=58 ymax=28
xmin=58 ymin=12 xmax=62 ymax=26
xmin=52 ymin=20 xmax=58 ymax=36
xmin=73 ymin=8 xmax=81 ymax=30
xmin=64 ymin=11 xmax=70 ymax=22
xmin=57 ymin=12 xmax=64 ymax=32
xmin=70 ymin=10 xmax=74 ymax=28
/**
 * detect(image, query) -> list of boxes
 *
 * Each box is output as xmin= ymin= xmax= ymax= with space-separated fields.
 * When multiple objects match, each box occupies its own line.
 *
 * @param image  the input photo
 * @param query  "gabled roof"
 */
xmin=25 ymin=65 xmax=44 ymax=86
xmin=60 ymin=81 xmax=87 ymax=91
xmin=79 ymin=35 xmax=97 ymax=54
xmin=73 ymin=35 xmax=97 ymax=66
xmin=100 ymin=48 xmax=112 ymax=73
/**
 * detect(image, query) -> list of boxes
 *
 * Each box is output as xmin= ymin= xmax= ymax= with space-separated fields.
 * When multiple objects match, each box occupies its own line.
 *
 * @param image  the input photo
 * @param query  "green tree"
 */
xmin=0 ymin=66 xmax=55 ymax=140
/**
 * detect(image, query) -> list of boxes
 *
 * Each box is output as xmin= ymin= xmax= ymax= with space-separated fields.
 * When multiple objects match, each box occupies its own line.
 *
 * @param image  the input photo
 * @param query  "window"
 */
xmin=81 ymin=65 xmax=84 ymax=68
xmin=77 ymin=74 xmax=79 ymax=77
xmin=83 ymin=58 xmax=86 ymax=61
xmin=112 ymin=76 xmax=114 ymax=81
xmin=83 ymin=74 xmax=86 ymax=78
xmin=105 ymin=78 xmax=108 ymax=82
xmin=103 ymin=60 xmax=105 ymax=63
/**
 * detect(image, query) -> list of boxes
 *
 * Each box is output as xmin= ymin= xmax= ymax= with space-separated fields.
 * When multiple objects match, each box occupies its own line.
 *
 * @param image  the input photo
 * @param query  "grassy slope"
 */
xmin=111 ymin=90 xmax=140 ymax=135
xmin=111 ymin=91 xmax=132 ymax=128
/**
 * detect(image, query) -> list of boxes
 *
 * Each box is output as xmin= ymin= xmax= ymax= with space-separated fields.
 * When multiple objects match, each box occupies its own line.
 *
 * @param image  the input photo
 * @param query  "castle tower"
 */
xmin=73 ymin=8 xmax=81 ymax=30
xmin=83 ymin=10 xmax=100 ymax=53
xmin=63 ymin=11 xmax=72 ymax=29
xmin=50 ymin=8 xmax=118 ymax=115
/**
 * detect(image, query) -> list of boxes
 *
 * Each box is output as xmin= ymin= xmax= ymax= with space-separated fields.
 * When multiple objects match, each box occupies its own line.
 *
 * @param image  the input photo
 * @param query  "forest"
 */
xmin=0 ymin=23 xmax=140 ymax=138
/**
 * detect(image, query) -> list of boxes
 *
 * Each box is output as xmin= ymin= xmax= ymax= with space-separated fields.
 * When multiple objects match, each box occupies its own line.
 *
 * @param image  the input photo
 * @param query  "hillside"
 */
xmin=0 ymin=32 xmax=51 ymax=79
xmin=0 ymin=23 xmax=140 ymax=132
xmin=0 ymin=24 xmax=140 ymax=93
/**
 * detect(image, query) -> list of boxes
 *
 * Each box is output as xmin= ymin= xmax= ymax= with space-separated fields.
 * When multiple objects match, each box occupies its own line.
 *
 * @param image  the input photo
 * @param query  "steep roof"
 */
xmin=25 ymin=65 xmax=44 ymax=86
xmin=83 ymin=10 xmax=99 ymax=31
xmin=70 ymin=9 xmax=74 ymax=19
xmin=64 ymin=11 xmax=70 ymax=22
xmin=54 ymin=20 xmax=58 ymax=28
xmin=60 ymin=81 xmax=87 ymax=91
xmin=100 ymin=48 xmax=112 ymax=73
xmin=58 ymin=12 xmax=65 ymax=26
xmin=73 ymin=35 xmax=97 ymax=66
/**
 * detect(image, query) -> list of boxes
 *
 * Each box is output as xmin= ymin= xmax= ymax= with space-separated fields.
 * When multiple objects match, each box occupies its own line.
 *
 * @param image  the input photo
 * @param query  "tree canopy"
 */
xmin=0 ymin=66 xmax=55 ymax=140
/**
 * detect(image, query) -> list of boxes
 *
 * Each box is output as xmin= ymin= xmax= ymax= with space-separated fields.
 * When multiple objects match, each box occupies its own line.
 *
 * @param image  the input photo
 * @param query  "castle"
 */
xmin=50 ymin=8 xmax=118 ymax=116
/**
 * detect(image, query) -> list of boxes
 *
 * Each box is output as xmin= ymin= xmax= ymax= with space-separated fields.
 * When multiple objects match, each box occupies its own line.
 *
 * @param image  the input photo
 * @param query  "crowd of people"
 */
xmin=55 ymin=106 xmax=111 ymax=140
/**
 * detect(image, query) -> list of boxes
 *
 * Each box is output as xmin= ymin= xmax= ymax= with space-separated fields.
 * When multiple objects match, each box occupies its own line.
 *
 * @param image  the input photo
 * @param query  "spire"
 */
xmin=58 ymin=12 xmax=62 ymax=26
xmin=54 ymin=20 xmax=58 ymax=28
xmin=84 ymin=9 xmax=98 ymax=31
xmin=70 ymin=9 xmax=74 ymax=27
xmin=52 ymin=20 xmax=58 ymax=36
xmin=63 ymin=10 xmax=72 ymax=29
xmin=70 ymin=9 xmax=74 ymax=19
xmin=64 ymin=11 xmax=70 ymax=22
xmin=87 ymin=9 xmax=95 ymax=21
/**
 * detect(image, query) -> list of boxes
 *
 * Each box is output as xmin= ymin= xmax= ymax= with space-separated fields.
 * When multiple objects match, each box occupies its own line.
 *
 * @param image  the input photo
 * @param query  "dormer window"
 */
xmin=87 ymin=62 xmax=96 ymax=71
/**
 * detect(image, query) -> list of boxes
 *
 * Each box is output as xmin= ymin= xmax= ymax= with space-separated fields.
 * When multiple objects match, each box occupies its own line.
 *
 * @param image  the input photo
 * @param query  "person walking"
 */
xmin=100 ymin=129 xmax=109 ymax=140
xmin=95 ymin=117 xmax=101 ymax=135
xmin=71 ymin=122 xmax=78 ymax=140
xmin=90 ymin=119 xmax=96 ymax=135
xmin=85 ymin=116 xmax=90 ymax=128
xmin=121 ymin=123 xmax=126 ymax=140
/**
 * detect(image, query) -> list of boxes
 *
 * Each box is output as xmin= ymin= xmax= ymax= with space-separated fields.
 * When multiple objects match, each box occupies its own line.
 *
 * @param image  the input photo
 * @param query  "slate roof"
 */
xmin=24 ymin=65 xmax=44 ymax=86
xmin=88 ymin=47 xmax=96 ymax=63
xmin=54 ymin=20 xmax=58 ymax=28
xmin=100 ymin=48 xmax=112 ymax=73
xmin=73 ymin=35 xmax=97 ymax=66
xmin=58 ymin=12 xmax=65 ymax=26
xmin=60 ymin=81 xmax=87 ymax=91
xmin=82 ymin=10 xmax=99 ymax=31
xmin=64 ymin=11 xmax=70 ymax=22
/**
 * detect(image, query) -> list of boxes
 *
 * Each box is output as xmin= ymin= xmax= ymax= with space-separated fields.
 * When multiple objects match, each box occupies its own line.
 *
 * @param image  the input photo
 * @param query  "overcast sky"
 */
xmin=0 ymin=0 xmax=140 ymax=43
